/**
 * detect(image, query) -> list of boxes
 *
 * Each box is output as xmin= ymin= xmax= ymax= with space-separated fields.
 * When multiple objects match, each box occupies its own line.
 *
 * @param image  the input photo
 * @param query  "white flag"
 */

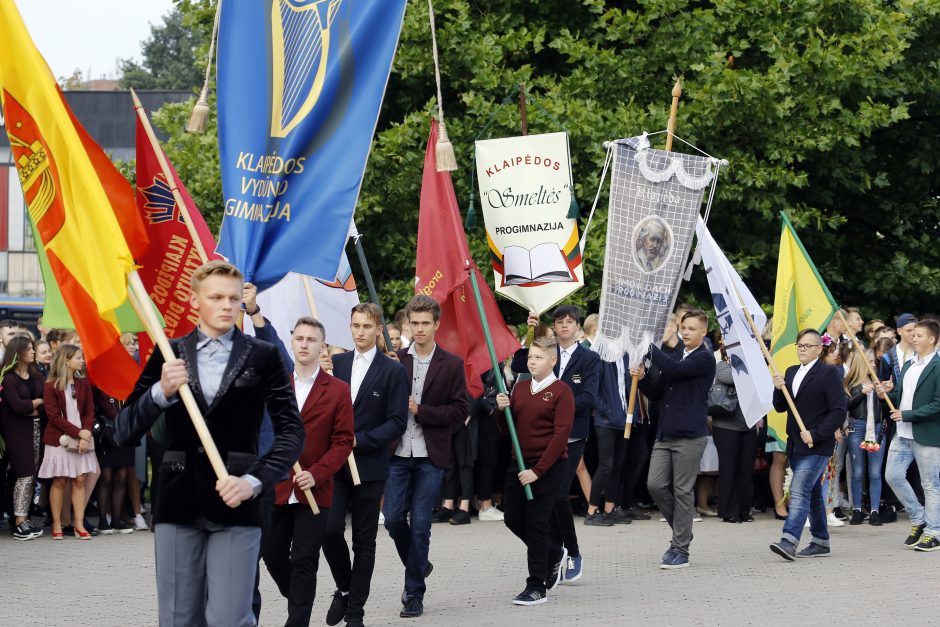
xmin=245 ymin=253 xmax=360 ymax=351
xmin=697 ymin=218 xmax=774 ymax=426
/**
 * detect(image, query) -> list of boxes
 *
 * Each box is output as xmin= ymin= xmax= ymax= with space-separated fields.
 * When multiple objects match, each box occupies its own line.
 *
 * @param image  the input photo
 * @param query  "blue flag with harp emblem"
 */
xmin=216 ymin=0 xmax=407 ymax=289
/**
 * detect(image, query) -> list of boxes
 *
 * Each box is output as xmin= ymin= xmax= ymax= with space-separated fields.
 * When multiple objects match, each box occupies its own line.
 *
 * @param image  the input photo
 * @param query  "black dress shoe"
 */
xmin=344 ymin=619 xmax=364 ymax=627
xmin=740 ymin=515 xmax=755 ymax=522
xmin=400 ymin=596 xmax=423 ymax=618
xmin=722 ymin=516 xmax=741 ymax=523
xmin=774 ymin=512 xmax=788 ymax=520
xmin=432 ymin=508 xmax=453 ymax=523
xmin=325 ymin=590 xmax=348 ymax=626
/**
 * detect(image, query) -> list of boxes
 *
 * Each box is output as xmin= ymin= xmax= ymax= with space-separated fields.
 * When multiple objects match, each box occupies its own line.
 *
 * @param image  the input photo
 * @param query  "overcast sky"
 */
xmin=17 ymin=0 xmax=177 ymax=82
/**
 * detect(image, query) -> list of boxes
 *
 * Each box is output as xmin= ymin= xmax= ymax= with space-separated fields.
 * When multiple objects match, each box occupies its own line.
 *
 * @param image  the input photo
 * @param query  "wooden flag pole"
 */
xmin=292 ymin=462 xmax=321 ymax=515
xmin=728 ymin=280 xmax=813 ymax=447
xmin=131 ymin=89 xmax=209 ymax=264
xmin=836 ymin=310 xmax=897 ymax=412
xmin=664 ymin=79 xmax=681 ymax=152
xmin=301 ymin=275 xmax=362 ymax=486
xmin=625 ymin=79 xmax=683 ymax=440
xmin=125 ymin=270 xmax=229 ymax=479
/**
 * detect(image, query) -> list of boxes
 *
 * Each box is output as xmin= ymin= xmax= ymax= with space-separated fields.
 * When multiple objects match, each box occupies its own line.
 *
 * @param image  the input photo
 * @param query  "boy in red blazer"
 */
xmin=257 ymin=316 xmax=354 ymax=626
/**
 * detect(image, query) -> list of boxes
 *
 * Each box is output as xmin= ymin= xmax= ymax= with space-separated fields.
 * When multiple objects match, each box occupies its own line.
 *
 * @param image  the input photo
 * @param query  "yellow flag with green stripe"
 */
xmin=767 ymin=212 xmax=839 ymax=447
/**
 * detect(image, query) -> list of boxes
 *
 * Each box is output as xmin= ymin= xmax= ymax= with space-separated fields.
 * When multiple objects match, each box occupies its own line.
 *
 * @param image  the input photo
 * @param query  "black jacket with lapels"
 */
xmin=639 ymin=343 xmax=715 ymax=440
xmin=511 ymin=343 xmax=600 ymax=440
xmin=115 ymin=327 xmax=304 ymax=527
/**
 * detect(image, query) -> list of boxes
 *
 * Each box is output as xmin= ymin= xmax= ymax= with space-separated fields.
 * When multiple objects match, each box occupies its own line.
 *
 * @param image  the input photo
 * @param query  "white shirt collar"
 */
xmin=800 ymin=357 xmax=819 ymax=371
xmin=354 ymin=345 xmax=378 ymax=365
xmin=293 ymin=368 xmax=320 ymax=385
xmin=408 ymin=342 xmax=436 ymax=362
xmin=530 ymin=373 xmax=558 ymax=394
xmin=912 ymin=352 xmax=936 ymax=367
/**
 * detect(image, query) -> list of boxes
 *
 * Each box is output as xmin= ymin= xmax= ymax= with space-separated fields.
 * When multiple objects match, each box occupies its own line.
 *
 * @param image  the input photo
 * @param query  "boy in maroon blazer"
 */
xmin=256 ymin=316 xmax=355 ymax=626
xmin=386 ymin=294 xmax=470 ymax=618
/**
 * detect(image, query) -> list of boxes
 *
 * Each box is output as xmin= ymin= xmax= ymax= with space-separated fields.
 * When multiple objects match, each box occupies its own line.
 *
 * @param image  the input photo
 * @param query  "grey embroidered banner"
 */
xmin=593 ymin=134 xmax=714 ymax=365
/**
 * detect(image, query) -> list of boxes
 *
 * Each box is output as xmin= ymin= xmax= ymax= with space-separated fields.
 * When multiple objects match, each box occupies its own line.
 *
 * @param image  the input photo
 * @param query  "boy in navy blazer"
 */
xmin=769 ymin=328 xmax=847 ymax=561
xmin=633 ymin=309 xmax=715 ymax=570
xmin=512 ymin=305 xmax=599 ymax=585
xmin=320 ymin=303 xmax=409 ymax=627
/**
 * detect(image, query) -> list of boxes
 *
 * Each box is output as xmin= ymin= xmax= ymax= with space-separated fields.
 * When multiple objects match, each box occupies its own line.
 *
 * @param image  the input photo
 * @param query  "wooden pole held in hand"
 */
xmin=126 ymin=271 xmax=230 ymax=478
xmin=623 ymin=375 xmax=639 ymax=439
xmin=836 ymin=310 xmax=897 ymax=412
xmin=728 ymin=280 xmax=813 ymax=447
xmin=292 ymin=462 xmax=320 ymax=515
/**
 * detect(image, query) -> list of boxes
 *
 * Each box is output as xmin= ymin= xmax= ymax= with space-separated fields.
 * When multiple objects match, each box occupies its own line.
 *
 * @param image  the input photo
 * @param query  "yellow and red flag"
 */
xmin=0 ymin=2 xmax=148 ymax=398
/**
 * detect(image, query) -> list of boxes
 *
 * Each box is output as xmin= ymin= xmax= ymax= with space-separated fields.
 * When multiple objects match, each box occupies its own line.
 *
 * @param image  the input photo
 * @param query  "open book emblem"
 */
xmin=501 ymin=243 xmax=575 ymax=287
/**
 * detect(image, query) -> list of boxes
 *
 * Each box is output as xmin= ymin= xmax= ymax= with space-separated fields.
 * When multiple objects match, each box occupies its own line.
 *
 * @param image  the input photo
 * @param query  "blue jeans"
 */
xmin=781 ymin=454 xmax=830 ymax=548
xmin=383 ymin=456 xmax=445 ymax=602
xmin=885 ymin=436 xmax=926 ymax=528
xmin=846 ymin=418 xmax=885 ymax=511
xmin=912 ymin=441 xmax=940 ymax=537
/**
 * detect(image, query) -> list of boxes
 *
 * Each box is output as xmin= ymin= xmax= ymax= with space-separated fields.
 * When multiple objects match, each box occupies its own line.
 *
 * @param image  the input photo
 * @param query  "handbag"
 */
xmin=707 ymin=380 xmax=739 ymax=417
xmin=59 ymin=434 xmax=94 ymax=453
xmin=93 ymin=415 xmax=117 ymax=454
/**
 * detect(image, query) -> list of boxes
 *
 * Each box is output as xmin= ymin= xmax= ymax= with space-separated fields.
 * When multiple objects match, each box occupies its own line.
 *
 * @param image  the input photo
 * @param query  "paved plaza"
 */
xmin=2 ymin=511 xmax=939 ymax=626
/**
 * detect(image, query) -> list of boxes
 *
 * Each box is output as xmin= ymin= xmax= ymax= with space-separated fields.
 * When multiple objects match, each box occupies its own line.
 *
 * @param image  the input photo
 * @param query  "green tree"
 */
xmin=159 ymin=0 xmax=940 ymax=323
xmin=119 ymin=7 xmax=205 ymax=90
xmin=58 ymin=69 xmax=85 ymax=90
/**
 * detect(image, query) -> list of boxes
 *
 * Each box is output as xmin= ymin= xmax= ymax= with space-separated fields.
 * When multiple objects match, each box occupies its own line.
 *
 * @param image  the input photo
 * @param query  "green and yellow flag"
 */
xmin=767 ymin=212 xmax=839 ymax=447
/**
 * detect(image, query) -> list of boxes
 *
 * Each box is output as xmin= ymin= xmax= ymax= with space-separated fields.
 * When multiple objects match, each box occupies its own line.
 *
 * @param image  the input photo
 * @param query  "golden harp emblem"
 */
xmin=270 ymin=0 xmax=342 ymax=138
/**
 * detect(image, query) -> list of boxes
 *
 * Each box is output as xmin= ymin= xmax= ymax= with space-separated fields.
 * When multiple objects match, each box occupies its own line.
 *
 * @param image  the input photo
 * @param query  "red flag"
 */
xmin=415 ymin=121 xmax=519 ymax=397
xmin=135 ymin=117 xmax=220 ymax=360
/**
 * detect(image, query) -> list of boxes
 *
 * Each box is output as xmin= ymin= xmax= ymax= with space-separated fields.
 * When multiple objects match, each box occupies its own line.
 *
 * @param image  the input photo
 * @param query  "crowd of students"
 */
xmin=2 ymin=261 xmax=938 ymax=625
xmin=0 ymin=322 xmax=148 ymax=542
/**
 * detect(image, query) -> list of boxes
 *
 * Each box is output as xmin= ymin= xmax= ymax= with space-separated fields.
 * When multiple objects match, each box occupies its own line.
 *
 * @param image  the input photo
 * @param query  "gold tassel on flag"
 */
xmin=428 ymin=0 xmax=457 ymax=171
xmin=187 ymin=0 xmax=223 ymax=133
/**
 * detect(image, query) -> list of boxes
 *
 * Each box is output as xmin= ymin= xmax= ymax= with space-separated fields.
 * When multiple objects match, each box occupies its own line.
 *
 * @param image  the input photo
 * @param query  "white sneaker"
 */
xmin=134 ymin=513 xmax=149 ymax=531
xmin=477 ymin=507 xmax=504 ymax=522
xmin=692 ymin=516 xmax=702 ymax=523
xmin=827 ymin=513 xmax=845 ymax=527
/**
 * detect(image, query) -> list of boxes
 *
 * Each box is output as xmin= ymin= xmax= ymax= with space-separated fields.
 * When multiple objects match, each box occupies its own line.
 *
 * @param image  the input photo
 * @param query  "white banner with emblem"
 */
xmin=474 ymin=132 xmax=584 ymax=314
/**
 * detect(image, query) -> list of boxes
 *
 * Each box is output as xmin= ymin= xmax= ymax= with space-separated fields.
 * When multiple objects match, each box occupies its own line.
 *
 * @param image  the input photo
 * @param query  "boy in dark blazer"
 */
xmin=633 ymin=309 xmax=715 ymax=570
xmin=512 ymin=304 xmax=599 ymax=585
xmin=115 ymin=260 xmax=305 ymax=627
xmin=321 ymin=303 xmax=409 ymax=627
xmin=252 ymin=316 xmax=354 ymax=626
xmin=769 ymin=328 xmax=848 ymax=561
xmin=386 ymin=294 xmax=469 ymax=618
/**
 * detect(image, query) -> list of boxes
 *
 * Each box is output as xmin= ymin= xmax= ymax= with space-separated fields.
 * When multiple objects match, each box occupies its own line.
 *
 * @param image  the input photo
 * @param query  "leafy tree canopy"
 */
xmin=119 ymin=7 xmax=205 ymax=91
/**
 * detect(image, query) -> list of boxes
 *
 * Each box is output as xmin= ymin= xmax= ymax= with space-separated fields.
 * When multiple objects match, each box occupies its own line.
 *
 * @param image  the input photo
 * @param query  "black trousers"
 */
xmin=621 ymin=422 xmax=653 ymax=508
xmin=549 ymin=439 xmax=585 ymax=559
xmin=475 ymin=415 xmax=504 ymax=501
xmin=590 ymin=427 xmax=627 ymax=507
xmin=443 ymin=424 xmax=474 ymax=502
xmin=321 ymin=478 xmax=385 ymax=622
xmin=713 ymin=427 xmax=758 ymax=519
xmin=263 ymin=502 xmax=328 ymax=627
xmin=503 ymin=460 xmax=564 ymax=592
